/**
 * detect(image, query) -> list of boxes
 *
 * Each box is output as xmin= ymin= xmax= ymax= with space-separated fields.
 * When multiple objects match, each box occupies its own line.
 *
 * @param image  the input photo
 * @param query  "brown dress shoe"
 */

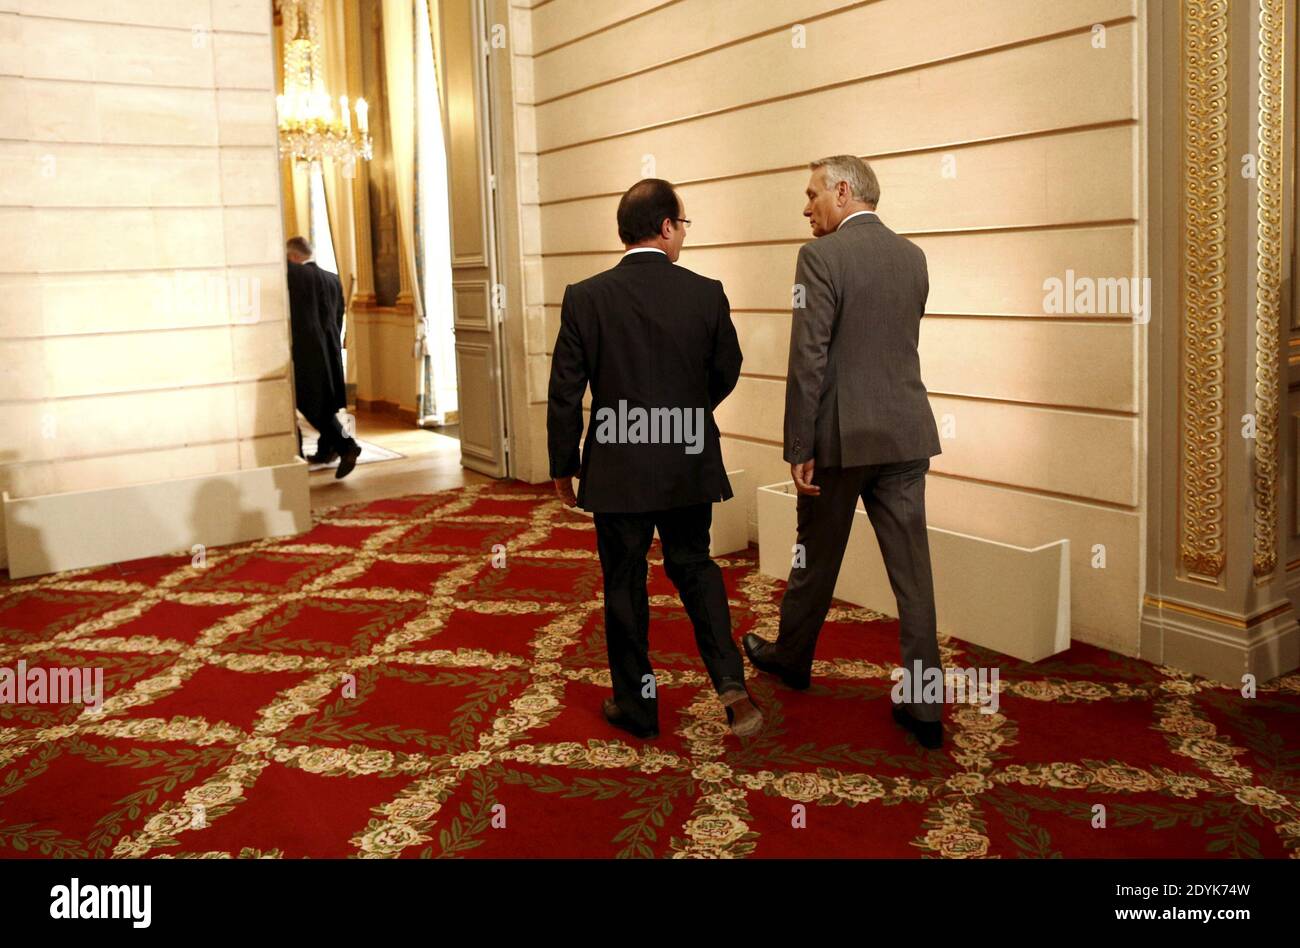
xmin=601 ymin=697 xmax=658 ymax=739
xmin=721 ymin=688 xmax=763 ymax=738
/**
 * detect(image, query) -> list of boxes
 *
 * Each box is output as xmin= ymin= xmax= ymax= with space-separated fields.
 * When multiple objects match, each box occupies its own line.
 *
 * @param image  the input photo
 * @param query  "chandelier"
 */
xmin=276 ymin=0 xmax=371 ymax=165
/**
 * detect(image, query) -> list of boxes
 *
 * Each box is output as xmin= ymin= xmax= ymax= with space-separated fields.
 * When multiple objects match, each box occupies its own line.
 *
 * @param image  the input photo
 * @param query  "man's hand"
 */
xmin=791 ymin=460 xmax=820 ymax=496
xmin=553 ymin=476 xmax=578 ymax=507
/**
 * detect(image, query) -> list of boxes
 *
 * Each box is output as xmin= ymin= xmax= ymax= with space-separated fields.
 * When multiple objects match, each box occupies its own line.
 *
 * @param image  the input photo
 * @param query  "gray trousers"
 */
xmin=773 ymin=457 xmax=943 ymax=722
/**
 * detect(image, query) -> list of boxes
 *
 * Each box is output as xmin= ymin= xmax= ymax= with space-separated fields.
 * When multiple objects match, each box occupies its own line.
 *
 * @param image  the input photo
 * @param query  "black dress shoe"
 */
xmin=308 ymin=448 xmax=340 ymax=464
xmin=602 ymin=698 xmax=658 ymax=740
xmin=334 ymin=442 xmax=362 ymax=479
xmin=741 ymin=633 xmax=810 ymax=690
xmin=891 ymin=702 xmax=943 ymax=749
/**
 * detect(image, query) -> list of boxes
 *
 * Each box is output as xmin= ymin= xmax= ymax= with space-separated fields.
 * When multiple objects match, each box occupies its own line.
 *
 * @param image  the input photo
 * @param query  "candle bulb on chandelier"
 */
xmin=355 ymin=98 xmax=368 ymax=135
xmin=340 ymin=95 xmax=351 ymax=133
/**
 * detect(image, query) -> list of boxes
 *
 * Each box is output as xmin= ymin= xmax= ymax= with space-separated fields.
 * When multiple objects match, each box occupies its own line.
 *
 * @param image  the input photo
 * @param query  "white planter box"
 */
xmin=570 ymin=468 xmax=751 ymax=557
xmin=756 ymin=480 xmax=1070 ymax=663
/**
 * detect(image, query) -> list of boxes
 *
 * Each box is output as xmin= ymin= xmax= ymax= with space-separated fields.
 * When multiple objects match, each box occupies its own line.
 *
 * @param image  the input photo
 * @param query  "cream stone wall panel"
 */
xmin=536 ymin=23 xmax=1137 ymax=203
xmin=535 ymin=0 xmax=1136 ymax=153
xmin=927 ymin=396 xmax=1138 ymax=507
xmin=0 ymin=12 xmax=19 ymax=75
xmin=710 ymin=379 xmax=1137 ymax=506
xmin=3 ymin=441 xmax=243 ymax=500
xmin=21 ymin=327 xmax=235 ymax=399
xmin=0 ymin=207 xmax=36 ymax=273
xmin=529 ymin=0 xmax=675 ymax=55
xmin=216 ymin=89 xmax=277 ymax=146
xmin=1 ymin=79 xmax=84 ymax=142
xmin=24 ymin=206 xmax=227 ymax=272
xmin=919 ymin=227 xmax=1139 ymax=317
xmin=541 ymin=226 xmax=1136 ymax=316
xmin=238 ymin=432 xmax=298 ymax=470
xmin=524 ymin=302 xmax=547 ymax=355
xmin=17 ymin=0 xmax=212 ymax=31
xmin=0 ymin=276 xmax=40 ymax=338
xmin=211 ymin=0 xmax=272 ymax=35
xmin=508 ymin=5 xmax=534 ymax=57
xmin=223 ymin=205 xmax=284 ymax=266
xmin=2 ymin=323 xmax=287 ymax=405
xmin=0 ymin=142 xmax=223 ymax=208
xmin=233 ymin=377 xmax=297 ymax=438
xmin=727 ymin=312 xmax=793 ymax=379
xmin=718 ymin=437 xmax=791 ymax=516
xmin=539 ymin=125 xmax=1137 ymax=253
xmin=89 ymin=85 xmax=221 ymax=146
xmin=710 ymin=377 xmax=1134 ymax=505
xmin=526 ymin=352 xmax=549 ymax=404
xmin=11 ymin=16 xmax=214 ymax=87
xmin=0 ymin=335 xmax=46 ymax=401
xmin=212 ymin=31 xmax=275 ymax=91
xmin=219 ymin=147 xmax=282 ymax=206
xmin=0 ymin=385 xmax=238 ymax=460
xmin=532 ymin=0 xmax=844 ymax=102
xmin=0 ymin=265 xmax=286 ymax=338
xmin=713 ymin=314 xmax=1139 ymax=413
xmin=918 ymin=319 xmax=1138 ymax=412
xmin=231 ymin=320 xmax=293 ymax=383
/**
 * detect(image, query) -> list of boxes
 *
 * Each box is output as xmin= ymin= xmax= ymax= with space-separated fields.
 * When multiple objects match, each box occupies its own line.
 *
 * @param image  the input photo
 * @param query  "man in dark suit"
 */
xmin=286 ymin=236 xmax=360 ymax=479
xmin=741 ymin=156 xmax=947 ymax=748
xmin=547 ymin=178 xmax=762 ymax=740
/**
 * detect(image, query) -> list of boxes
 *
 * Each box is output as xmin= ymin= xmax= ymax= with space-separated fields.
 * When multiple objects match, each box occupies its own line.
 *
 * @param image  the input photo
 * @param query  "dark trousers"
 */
xmin=593 ymin=503 xmax=745 ymax=731
xmin=774 ymin=458 xmax=943 ymax=722
xmin=297 ymin=404 xmax=356 ymax=458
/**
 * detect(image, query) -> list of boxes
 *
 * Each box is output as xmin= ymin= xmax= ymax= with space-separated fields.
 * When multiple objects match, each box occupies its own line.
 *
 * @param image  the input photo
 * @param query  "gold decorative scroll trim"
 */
xmin=1179 ymin=0 xmax=1229 ymax=579
xmin=1254 ymin=0 xmax=1285 ymax=577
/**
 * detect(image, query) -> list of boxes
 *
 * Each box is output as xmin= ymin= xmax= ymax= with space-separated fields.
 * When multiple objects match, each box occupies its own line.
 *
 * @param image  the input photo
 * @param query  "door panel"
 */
xmin=439 ymin=0 xmax=508 ymax=477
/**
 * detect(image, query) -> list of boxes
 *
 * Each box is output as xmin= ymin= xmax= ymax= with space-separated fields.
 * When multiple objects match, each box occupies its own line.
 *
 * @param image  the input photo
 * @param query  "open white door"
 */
xmin=439 ymin=0 xmax=509 ymax=477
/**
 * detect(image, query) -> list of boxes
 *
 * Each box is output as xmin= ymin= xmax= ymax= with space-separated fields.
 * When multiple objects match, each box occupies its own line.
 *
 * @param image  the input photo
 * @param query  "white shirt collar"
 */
xmin=622 ymin=247 xmax=668 ymax=257
xmin=837 ymin=210 xmax=878 ymax=231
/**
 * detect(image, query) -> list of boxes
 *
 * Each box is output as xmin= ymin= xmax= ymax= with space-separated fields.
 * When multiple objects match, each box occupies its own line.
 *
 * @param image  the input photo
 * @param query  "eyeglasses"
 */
xmin=673 ymin=218 xmax=692 ymax=229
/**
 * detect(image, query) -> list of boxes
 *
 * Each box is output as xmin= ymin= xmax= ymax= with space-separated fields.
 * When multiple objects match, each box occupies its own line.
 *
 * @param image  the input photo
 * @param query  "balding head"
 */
xmin=616 ymin=178 xmax=687 ymax=262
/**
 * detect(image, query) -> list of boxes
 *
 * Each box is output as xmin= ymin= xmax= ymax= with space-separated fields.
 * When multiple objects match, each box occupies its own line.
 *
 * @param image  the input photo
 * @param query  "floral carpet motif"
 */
xmin=1 ymin=482 xmax=1298 ymax=858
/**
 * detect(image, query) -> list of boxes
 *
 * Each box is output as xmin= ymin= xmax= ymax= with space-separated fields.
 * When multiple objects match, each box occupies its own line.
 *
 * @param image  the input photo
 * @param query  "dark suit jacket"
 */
xmin=547 ymin=251 xmax=742 ymax=513
xmin=286 ymin=260 xmax=347 ymax=415
xmin=784 ymin=212 xmax=942 ymax=468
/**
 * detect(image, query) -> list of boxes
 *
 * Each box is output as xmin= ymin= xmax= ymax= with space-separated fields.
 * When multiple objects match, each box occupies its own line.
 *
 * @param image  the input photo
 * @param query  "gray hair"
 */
xmin=810 ymin=155 xmax=880 ymax=206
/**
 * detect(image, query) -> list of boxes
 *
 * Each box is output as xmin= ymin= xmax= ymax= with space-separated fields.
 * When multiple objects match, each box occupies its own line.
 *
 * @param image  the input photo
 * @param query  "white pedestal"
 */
xmin=3 ymin=460 xmax=313 ymax=579
xmin=756 ymin=480 xmax=1070 ymax=663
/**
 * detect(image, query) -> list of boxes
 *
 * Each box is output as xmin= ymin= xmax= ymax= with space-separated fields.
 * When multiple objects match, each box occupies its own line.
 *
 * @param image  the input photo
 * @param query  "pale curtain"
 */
xmin=416 ymin=0 xmax=458 ymax=420
xmin=318 ymin=0 xmax=356 ymax=319
xmin=381 ymin=0 xmax=426 ymax=376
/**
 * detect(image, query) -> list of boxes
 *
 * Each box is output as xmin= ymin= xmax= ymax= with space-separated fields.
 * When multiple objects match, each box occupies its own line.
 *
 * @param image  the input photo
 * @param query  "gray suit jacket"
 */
xmin=784 ymin=212 xmax=942 ymax=468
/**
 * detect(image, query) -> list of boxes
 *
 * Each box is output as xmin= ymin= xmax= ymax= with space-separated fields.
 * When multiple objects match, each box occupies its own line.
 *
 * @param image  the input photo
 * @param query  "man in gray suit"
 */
xmin=742 ymin=155 xmax=946 ymax=748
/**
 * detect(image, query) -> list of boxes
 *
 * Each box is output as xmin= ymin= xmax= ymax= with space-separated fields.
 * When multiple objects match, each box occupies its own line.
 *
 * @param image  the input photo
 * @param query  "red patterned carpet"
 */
xmin=1 ymin=482 xmax=1298 ymax=859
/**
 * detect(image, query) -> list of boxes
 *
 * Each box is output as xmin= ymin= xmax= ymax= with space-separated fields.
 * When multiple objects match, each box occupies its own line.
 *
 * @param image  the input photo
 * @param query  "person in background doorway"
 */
xmin=285 ymin=236 xmax=360 ymax=479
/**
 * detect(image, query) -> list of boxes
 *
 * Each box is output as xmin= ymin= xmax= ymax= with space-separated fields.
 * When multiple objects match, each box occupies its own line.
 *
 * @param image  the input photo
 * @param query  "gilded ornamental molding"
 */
xmin=1253 ymin=0 xmax=1284 ymax=577
xmin=1178 ymin=0 xmax=1230 ymax=580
